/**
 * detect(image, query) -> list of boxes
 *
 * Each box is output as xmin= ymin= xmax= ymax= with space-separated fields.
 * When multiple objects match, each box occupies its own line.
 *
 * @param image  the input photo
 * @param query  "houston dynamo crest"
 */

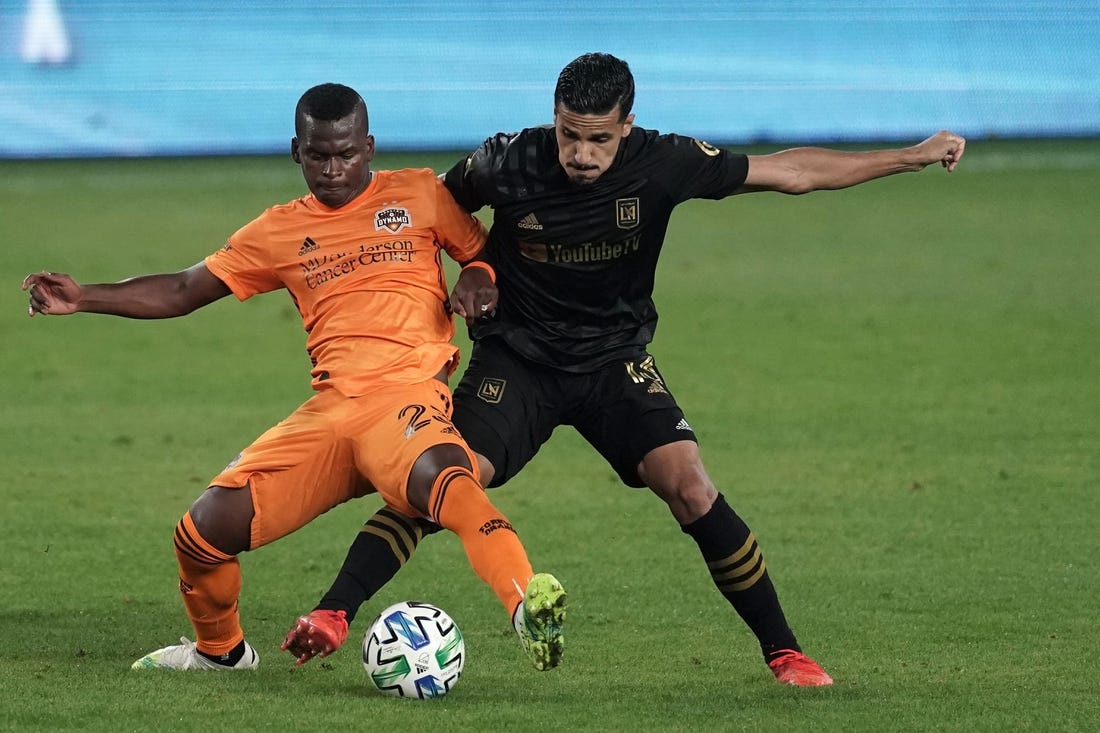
xmin=375 ymin=207 xmax=411 ymax=233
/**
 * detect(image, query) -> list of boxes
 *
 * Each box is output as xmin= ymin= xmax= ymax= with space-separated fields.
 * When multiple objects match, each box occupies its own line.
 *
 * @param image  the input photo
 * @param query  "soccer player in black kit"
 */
xmin=283 ymin=53 xmax=966 ymax=686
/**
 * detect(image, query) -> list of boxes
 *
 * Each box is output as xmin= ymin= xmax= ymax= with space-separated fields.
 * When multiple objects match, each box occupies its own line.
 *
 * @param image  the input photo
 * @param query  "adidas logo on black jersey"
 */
xmin=517 ymin=212 xmax=543 ymax=230
xmin=298 ymin=236 xmax=319 ymax=256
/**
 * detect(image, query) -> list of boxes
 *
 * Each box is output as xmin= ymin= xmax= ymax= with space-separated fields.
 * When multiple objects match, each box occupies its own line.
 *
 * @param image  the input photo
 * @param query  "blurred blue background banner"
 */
xmin=1 ymin=0 xmax=1098 ymax=158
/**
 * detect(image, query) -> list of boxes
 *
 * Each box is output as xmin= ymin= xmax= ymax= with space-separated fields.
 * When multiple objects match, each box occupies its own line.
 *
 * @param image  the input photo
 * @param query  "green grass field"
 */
xmin=2 ymin=139 xmax=1098 ymax=731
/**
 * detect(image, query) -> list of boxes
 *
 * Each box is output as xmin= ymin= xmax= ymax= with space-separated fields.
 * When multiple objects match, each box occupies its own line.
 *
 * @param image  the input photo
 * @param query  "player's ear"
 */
xmin=364 ymin=134 xmax=376 ymax=162
xmin=290 ymin=137 xmax=301 ymax=164
xmin=621 ymin=113 xmax=635 ymax=136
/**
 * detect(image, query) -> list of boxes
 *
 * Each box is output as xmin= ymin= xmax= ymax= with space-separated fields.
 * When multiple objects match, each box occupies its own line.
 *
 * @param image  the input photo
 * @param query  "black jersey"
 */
xmin=443 ymin=125 xmax=749 ymax=372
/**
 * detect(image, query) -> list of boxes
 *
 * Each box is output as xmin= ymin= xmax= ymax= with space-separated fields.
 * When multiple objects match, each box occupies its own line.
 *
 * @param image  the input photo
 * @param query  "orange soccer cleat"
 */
xmin=767 ymin=649 xmax=834 ymax=687
xmin=281 ymin=609 xmax=349 ymax=665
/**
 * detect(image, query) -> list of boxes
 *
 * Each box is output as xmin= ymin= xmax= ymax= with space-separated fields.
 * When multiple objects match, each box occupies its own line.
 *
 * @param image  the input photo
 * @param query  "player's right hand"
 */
xmin=22 ymin=271 xmax=81 ymax=317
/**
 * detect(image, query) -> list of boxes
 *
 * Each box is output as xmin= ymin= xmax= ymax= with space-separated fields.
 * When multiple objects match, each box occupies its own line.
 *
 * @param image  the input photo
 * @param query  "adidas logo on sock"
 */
xmin=517 ymin=213 xmax=543 ymax=230
xmin=298 ymin=236 xmax=319 ymax=256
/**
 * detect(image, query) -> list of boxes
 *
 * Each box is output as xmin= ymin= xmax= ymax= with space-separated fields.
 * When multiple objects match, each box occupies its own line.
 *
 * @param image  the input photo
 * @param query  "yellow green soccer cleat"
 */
xmin=514 ymin=573 xmax=567 ymax=671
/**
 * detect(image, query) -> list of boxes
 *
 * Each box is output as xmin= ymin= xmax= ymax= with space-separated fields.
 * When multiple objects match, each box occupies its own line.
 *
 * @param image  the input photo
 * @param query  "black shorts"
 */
xmin=452 ymin=337 xmax=698 ymax=488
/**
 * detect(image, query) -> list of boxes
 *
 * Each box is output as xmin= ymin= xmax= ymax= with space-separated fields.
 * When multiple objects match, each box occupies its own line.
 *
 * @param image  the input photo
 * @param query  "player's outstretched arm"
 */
xmin=23 ymin=262 xmax=231 ymax=319
xmin=740 ymin=130 xmax=966 ymax=195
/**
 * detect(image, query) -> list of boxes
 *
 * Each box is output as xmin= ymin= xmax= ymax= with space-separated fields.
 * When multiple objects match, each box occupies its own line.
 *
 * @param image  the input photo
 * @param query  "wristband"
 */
xmin=462 ymin=261 xmax=496 ymax=283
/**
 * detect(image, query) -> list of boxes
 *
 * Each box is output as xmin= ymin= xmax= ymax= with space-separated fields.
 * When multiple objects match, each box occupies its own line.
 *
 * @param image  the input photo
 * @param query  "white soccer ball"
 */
xmin=362 ymin=600 xmax=465 ymax=699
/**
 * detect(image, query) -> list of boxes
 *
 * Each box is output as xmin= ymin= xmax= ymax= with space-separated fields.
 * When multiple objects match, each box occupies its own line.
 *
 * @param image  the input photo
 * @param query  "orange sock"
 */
xmin=428 ymin=467 xmax=532 ymax=615
xmin=173 ymin=511 xmax=244 ymax=656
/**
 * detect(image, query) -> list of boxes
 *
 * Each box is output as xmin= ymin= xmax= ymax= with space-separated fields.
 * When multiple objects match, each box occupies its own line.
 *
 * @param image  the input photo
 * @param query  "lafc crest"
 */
xmin=477 ymin=377 xmax=506 ymax=404
xmin=616 ymin=197 xmax=640 ymax=229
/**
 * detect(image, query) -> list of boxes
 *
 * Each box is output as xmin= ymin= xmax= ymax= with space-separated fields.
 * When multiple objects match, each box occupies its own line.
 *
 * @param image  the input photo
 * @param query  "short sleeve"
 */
xmin=204 ymin=215 xmax=283 ymax=300
xmin=432 ymin=176 xmax=488 ymax=263
xmin=661 ymin=134 xmax=749 ymax=203
xmin=442 ymin=135 xmax=503 ymax=213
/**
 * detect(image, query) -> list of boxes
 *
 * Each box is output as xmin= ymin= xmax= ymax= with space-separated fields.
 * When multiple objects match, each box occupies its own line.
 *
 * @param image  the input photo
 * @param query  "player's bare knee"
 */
xmin=681 ymin=482 xmax=719 ymax=522
xmin=475 ymin=452 xmax=496 ymax=487
xmin=188 ymin=485 xmax=253 ymax=555
xmin=407 ymin=444 xmax=475 ymax=515
xmin=638 ymin=442 xmax=716 ymax=521
xmin=652 ymin=480 xmax=717 ymax=524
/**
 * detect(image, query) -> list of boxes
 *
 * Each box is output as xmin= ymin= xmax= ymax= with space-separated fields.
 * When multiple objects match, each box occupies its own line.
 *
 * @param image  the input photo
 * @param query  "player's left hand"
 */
xmin=449 ymin=267 xmax=498 ymax=325
xmin=914 ymin=130 xmax=967 ymax=173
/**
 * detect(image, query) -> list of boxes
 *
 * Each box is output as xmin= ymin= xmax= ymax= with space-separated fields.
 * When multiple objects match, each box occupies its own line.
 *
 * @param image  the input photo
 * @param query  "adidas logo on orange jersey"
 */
xmin=517 ymin=212 xmax=543 ymax=230
xmin=298 ymin=236 xmax=319 ymax=256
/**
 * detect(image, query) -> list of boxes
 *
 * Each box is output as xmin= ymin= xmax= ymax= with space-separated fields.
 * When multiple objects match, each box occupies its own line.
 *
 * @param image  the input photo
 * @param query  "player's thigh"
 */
xmin=210 ymin=390 xmax=372 ymax=550
xmin=574 ymin=353 xmax=698 ymax=487
xmin=349 ymin=379 xmax=478 ymax=517
xmin=452 ymin=338 xmax=561 ymax=487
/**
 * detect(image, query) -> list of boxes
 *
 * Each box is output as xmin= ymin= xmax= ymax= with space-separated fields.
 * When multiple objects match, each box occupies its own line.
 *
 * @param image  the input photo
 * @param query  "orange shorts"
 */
xmin=209 ymin=379 xmax=476 ymax=551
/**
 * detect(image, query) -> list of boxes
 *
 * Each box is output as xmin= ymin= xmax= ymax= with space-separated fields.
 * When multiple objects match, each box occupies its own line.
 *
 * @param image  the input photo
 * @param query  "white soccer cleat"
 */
xmin=131 ymin=636 xmax=259 ymax=670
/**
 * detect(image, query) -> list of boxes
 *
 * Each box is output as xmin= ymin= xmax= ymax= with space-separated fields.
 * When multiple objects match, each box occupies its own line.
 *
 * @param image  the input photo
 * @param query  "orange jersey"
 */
xmin=205 ymin=168 xmax=486 ymax=396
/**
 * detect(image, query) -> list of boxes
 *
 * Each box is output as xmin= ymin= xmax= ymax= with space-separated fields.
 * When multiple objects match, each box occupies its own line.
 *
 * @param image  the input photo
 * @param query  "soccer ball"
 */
xmin=362 ymin=601 xmax=465 ymax=699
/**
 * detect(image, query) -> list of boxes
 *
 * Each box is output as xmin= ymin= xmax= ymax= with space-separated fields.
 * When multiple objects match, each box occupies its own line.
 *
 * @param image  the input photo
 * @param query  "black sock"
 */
xmin=681 ymin=493 xmax=800 ymax=663
xmin=199 ymin=640 xmax=245 ymax=666
xmin=316 ymin=506 xmax=441 ymax=623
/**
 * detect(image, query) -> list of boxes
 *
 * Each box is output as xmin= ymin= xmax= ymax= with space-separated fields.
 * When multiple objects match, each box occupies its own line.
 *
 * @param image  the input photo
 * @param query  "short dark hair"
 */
xmin=554 ymin=53 xmax=635 ymax=120
xmin=295 ymin=83 xmax=367 ymax=135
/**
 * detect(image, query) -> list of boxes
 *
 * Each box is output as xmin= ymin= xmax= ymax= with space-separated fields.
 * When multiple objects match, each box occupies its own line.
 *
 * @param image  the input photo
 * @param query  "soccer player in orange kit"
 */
xmin=21 ymin=82 xmax=566 ymax=672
